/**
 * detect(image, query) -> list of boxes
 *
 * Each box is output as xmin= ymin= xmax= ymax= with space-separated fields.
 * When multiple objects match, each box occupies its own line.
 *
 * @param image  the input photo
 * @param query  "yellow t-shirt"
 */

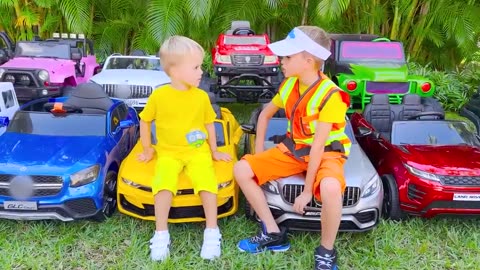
xmin=272 ymin=82 xmax=347 ymax=123
xmin=139 ymin=84 xmax=217 ymax=155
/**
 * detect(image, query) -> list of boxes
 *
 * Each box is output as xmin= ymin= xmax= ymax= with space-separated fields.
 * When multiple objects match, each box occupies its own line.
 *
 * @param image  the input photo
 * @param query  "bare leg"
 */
xmin=319 ymin=177 xmax=342 ymax=249
xmin=200 ymin=191 xmax=218 ymax=229
xmin=154 ymin=190 xmax=173 ymax=231
xmin=233 ymin=160 xmax=279 ymax=233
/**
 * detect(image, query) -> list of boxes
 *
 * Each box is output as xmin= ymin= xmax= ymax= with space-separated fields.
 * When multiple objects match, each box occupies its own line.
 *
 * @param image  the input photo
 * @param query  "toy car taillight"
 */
xmin=346 ymin=81 xmax=357 ymax=91
xmin=421 ymin=82 xmax=431 ymax=92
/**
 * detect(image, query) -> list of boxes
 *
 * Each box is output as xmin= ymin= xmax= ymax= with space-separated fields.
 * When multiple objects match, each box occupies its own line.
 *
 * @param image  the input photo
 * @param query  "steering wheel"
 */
xmin=43 ymin=102 xmax=82 ymax=113
xmin=407 ymin=111 xmax=444 ymax=120
xmin=232 ymin=27 xmax=255 ymax=36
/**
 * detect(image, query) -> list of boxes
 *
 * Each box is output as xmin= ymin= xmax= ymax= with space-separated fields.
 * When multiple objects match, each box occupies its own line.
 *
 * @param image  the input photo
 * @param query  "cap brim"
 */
xmin=268 ymin=39 xmax=303 ymax=57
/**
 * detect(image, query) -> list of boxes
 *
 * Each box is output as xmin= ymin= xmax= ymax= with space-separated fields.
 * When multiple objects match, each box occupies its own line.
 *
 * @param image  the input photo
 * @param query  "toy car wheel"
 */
xmin=381 ymin=175 xmax=405 ymax=221
xmin=92 ymin=170 xmax=118 ymax=222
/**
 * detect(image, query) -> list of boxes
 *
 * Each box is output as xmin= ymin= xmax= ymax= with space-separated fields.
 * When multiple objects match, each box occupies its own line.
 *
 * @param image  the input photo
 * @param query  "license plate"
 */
xmin=453 ymin=193 xmax=480 ymax=201
xmin=3 ymin=201 xmax=38 ymax=210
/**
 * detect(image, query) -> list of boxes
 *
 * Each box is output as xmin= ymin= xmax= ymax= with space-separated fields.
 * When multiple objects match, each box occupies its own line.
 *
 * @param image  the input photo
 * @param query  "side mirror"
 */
xmin=93 ymin=66 xmax=102 ymax=75
xmin=119 ymin=119 xmax=134 ymax=129
xmin=114 ymin=119 xmax=134 ymax=134
xmin=71 ymin=52 xmax=82 ymax=61
xmin=355 ymin=126 xmax=372 ymax=137
xmin=241 ymin=124 xmax=255 ymax=134
xmin=0 ymin=116 xmax=9 ymax=127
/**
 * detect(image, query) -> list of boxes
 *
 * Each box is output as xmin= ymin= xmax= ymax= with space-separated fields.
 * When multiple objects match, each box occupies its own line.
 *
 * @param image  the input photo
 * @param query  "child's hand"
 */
xmin=293 ymin=191 xmax=312 ymax=214
xmin=137 ymin=147 xmax=155 ymax=162
xmin=212 ymin=151 xmax=232 ymax=162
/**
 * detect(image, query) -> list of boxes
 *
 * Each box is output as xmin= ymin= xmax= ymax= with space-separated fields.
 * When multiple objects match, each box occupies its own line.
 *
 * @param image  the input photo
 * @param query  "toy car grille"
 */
xmin=102 ymin=84 xmax=153 ymax=99
xmin=232 ymin=54 xmax=264 ymax=66
xmin=2 ymin=72 xmax=38 ymax=88
xmin=439 ymin=175 xmax=480 ymax=186
xmin=282 ymin=185 xmax=360 ymax=208
xmin=366 ymin=82 xmax=410 ymax=94
xmin=0 ymin=174 xmax=64 ymax=197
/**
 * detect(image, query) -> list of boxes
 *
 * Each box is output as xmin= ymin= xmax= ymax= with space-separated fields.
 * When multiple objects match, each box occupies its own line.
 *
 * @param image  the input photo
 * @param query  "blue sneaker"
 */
xmin=314 ymin=246 xmax=338 ymax=270
xmin=237 ymin=223 xmax=290 ymax=254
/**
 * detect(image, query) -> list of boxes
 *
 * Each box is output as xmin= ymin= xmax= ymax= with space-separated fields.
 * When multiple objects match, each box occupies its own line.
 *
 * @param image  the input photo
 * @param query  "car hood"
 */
xmin=349 ymin=63 xmax=409 ymax=81
xmin=0 ymin=133 xmax=105 ymax=175
xmin=2 ymin=57 xmax=75 ymax=71
xmin=398 ymin=145 xmax=480 ymax=175
xmin=276 ymin=144 xmax=377 ymax=188
xmin=90 ymin=69 xmax=171 ymax=86
xmin=119 ymin=142 xmax=234 ymax=189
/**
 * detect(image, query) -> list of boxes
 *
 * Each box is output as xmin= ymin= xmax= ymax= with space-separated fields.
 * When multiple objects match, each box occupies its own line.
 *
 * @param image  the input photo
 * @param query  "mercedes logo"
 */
xmin=9 ymin=175 xmax=34 ymax=200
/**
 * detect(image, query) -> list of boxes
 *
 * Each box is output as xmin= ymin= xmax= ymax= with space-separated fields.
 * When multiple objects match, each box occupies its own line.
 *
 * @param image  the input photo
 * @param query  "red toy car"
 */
xmin=350 ymin=94 xmax=480 ymax=220
xmin=210 ymin=21 xmax=282 ymax=103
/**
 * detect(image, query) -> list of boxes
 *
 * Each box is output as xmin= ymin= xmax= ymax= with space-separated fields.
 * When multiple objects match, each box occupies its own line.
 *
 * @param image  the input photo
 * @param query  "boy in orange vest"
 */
xmin=138 ymin=35 xmax=232 ymax=261
xmin=234 ymin=26 xmax=351 ymax=270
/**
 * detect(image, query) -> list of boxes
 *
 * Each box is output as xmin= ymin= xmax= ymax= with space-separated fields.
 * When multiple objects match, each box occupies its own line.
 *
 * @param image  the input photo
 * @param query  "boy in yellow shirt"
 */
xmin=234 ymin=26 xmax=351 ymax=270
xmin=137 ymin=35 xmax=231 ymax=261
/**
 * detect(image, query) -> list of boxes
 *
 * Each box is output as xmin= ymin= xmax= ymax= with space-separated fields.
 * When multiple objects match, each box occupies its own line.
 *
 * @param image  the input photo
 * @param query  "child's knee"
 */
xmin=320 ymin=177 xmax=342 ymax=197
xmin=233 ymin=160 xmax=254 ymax=181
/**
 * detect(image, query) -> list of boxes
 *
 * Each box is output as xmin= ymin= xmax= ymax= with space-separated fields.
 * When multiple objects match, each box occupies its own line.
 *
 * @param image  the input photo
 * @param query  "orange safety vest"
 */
xmin=278 ymin=73 xmax=352 ymax=157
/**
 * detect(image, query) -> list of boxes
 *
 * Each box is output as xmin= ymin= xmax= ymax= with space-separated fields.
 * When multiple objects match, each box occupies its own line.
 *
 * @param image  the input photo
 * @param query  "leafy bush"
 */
xmin=409 ymin=62 xmax=480 ymax=112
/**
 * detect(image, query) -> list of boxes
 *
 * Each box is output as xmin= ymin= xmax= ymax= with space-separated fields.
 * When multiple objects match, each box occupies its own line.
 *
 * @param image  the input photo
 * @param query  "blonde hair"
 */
xmin=297 ymin=26 xmax=331 ymax=67
xmin=159 ymin=35 xmax=205 ymax=75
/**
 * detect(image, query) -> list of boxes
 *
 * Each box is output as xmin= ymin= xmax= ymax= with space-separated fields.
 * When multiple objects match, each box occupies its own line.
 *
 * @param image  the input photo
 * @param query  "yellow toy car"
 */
xmin=117 ymin=96 xmax=243 ymax=223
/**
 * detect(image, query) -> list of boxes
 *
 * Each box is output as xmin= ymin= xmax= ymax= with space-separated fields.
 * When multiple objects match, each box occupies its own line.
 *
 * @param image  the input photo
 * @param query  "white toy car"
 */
xmin=89 ymin=51 xmax=171 ymax=112
xmin=0 ymin=82 xmax=19 ymax=135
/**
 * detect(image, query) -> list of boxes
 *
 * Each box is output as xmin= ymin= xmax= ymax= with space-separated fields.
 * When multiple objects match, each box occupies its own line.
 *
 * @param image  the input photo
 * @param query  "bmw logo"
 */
xmin=9 ymin=175 xmax=34 ymax=200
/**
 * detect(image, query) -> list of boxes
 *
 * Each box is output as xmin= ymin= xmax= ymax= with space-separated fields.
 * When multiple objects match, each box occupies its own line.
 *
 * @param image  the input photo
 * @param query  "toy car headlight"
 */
xmin=38 ymin=69 xmax=49 ymax=81
xmin=216 ymin=53 xmax=231 ymax=64
xmin=261 ymin=182 xmax=279 ymax=194
xmin=264 ymin=56 xmax=278 ymax=63
xmin=404 ymin=163 xmax=440 ymax=182
xmin=361 ymin=174 xmax=381 ymax=198
xmin=0 ymin=68 xmax=5 ymax=78
xmin=70 ymin=165 xmax=100 ymax=187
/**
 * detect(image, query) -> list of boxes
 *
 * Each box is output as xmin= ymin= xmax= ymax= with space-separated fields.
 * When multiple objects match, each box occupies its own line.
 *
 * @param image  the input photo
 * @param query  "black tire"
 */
xmin=381 ymin=175 xmax=406 ymax=221
xmin=61 ymin=86 xmax=76 ymax=97
xmin=92 ymin=170 xmax=118 ymax=222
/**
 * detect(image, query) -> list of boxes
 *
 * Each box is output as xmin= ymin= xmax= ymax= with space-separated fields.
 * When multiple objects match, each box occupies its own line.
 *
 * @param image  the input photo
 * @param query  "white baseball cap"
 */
xmin=268 ymin=27 xmax=332 ymax=60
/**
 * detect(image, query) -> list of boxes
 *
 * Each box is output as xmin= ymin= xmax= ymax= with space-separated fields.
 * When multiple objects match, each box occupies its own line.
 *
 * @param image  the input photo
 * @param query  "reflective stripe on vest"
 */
xmin=278 ymin=76 xmax=351 ymax=156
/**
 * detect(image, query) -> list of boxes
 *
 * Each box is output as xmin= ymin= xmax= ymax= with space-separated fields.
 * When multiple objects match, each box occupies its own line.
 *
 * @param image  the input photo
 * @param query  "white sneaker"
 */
xmin=200 ymin=227 xmax=222 ymax=260
xmin=150 ymin=231 xmax=170 ymax=261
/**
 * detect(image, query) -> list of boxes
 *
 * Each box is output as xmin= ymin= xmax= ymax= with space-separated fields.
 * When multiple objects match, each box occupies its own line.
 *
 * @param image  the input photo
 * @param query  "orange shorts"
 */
xmin=242 ymin=144 xmax=346 ymax=201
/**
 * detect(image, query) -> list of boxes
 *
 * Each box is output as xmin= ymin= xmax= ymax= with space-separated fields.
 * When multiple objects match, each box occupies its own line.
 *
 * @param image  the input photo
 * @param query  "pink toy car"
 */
xmin=0 ymin=33 xmax=101 ymax=102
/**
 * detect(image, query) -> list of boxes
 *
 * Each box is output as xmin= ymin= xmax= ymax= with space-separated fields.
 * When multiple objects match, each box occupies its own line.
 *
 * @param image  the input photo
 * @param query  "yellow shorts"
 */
xmin=152 ymin=151 xmax=218 ymax=196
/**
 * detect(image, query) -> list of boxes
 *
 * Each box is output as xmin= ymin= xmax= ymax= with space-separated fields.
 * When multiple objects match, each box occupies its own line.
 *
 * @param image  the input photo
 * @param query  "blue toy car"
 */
xmin=0 ymin=83 xmax=139 ymax=221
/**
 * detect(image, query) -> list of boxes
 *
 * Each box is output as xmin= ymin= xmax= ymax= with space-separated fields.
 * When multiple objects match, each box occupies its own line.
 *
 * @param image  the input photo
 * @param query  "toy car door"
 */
xmin=0 ymin=82 xmax=19 ymax=134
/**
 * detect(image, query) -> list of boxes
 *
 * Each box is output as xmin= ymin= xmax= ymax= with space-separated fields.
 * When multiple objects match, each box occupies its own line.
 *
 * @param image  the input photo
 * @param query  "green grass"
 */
xmin=1 ymin=105 xmax=479 ymax=270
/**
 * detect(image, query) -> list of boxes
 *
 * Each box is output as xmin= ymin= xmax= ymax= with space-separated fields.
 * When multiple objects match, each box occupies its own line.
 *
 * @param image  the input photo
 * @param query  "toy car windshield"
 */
xmin=104 ymin=56 xmax=163 ymax=71
xmin=391 ymin=120 xmax=480 ymax=146
xmin=338 ymin=41 xmax=405 ymax=63
xmin=14 ymin=42 xmax=71 ymax=59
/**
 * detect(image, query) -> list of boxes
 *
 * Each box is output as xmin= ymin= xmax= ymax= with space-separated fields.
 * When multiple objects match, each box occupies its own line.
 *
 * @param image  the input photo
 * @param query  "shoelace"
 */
xmin=250 ymin=232 xmax=271 ymax=244
xmin=315 ymin=254 xmax=334 ymax=269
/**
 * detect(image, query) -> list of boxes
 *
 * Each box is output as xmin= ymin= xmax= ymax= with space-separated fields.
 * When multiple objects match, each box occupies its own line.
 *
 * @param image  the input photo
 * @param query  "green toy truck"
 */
xmin=324 ymin=34 xmax=435 ymax=111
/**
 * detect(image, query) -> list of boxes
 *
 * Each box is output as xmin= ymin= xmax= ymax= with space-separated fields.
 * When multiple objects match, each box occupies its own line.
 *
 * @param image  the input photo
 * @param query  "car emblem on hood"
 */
xmin=245 ymin=56 xmax=251 ymax=63
xmin=9 ymin=175 xmax=34 ymax=199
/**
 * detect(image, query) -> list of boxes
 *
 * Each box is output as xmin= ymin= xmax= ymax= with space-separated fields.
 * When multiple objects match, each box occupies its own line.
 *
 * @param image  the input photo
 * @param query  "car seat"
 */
xmin=64 ymin=83 xmax=114 ymax=114
xmin=363 ymin=94 xmax=394 ymax=140
xmin=398 ymin=94 xmax=423 ymax=120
